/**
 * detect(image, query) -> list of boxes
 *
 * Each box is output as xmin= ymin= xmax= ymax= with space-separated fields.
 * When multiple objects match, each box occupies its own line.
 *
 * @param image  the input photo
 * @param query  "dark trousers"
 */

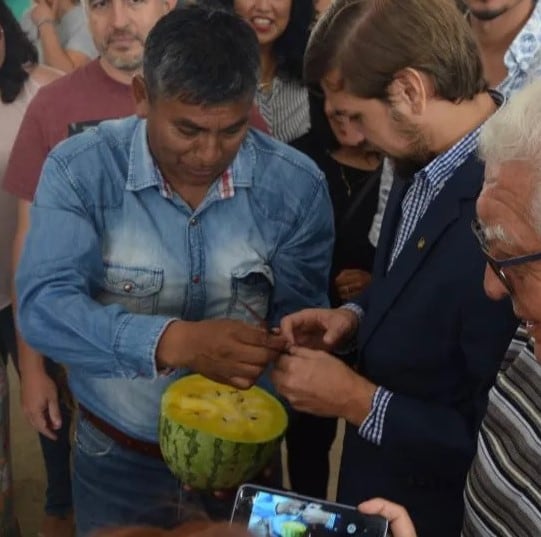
xmin=286 ymin=411 xmax=338 ymax=499
xmin=0 ymin=305 xmax=73 ymax=517
xmin=40 ymin=358 xmax=73 ymax=517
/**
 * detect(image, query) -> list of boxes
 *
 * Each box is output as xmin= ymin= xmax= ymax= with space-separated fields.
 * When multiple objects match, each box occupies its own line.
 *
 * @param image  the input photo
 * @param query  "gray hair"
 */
xmin=143 ymin=5 xmax=260 ymax=105
xmin=479 ymin=78 xmax=541 ymax=234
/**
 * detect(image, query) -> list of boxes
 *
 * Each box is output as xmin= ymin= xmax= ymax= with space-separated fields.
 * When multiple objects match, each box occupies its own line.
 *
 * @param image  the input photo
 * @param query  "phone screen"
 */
xmin=231 ymin=485 xmax=388 ymax=537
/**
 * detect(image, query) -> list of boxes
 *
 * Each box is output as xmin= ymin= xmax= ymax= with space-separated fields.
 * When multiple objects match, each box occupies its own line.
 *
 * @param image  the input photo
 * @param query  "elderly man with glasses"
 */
xmin=464 ymin=78 xmax=541 ymax=536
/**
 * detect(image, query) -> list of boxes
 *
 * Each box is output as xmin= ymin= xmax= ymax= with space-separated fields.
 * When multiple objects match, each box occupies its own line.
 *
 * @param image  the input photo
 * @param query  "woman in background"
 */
xmin=216 ymin=0 xmax=313 ymax=143
xmin=20 ymin=0 xmax=97 ymax=73
xmin=0 ymin=0 xmax=61 ymax=534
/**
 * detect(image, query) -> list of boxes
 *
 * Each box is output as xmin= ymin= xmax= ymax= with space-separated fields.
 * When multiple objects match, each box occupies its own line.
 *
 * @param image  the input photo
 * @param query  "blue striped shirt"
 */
xmin=358 ymin=93 xmax=503 ymax=445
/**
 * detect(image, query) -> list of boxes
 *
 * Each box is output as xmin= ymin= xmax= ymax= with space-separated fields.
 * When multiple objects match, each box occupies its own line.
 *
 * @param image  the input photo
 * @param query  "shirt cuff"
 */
xmin=340 ymin=302 xmax=364 ymax=321
xmin=357 ymin=386 xmax=393 ymax=445
xmin=113 ymin=314 xmax=177 ymax=379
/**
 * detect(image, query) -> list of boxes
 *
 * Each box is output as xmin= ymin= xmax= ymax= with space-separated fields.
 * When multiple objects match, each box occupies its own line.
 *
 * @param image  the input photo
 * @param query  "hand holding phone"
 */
xmin=231 ymin=484 xmax=388 ymax=537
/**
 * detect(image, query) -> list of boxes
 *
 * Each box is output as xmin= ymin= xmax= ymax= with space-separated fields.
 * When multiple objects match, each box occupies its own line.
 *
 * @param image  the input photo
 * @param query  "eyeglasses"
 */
xmin=471 ymin=218 xmax=541 ymax=293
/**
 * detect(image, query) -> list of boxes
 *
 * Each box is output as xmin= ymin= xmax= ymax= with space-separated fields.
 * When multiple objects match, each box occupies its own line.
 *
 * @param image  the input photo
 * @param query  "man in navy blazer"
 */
xmin=272 ymin=1 xmax=519 ymax=536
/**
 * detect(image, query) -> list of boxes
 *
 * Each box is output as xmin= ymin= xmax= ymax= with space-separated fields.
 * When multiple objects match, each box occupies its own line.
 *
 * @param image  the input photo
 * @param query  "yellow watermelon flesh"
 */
xmin=159 ymin=374 xmax=288 ymax=490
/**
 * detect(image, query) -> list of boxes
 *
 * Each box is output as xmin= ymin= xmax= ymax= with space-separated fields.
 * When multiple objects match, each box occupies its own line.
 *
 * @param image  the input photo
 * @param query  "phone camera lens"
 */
xmin=347 ymin=523 xmax=357 ymax=534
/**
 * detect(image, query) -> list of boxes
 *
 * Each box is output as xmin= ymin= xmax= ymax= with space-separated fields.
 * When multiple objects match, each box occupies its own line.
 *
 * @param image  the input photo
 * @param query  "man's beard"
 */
xmin=103 ymin=50 xmax=143 ymax=71
xmin=98 ymin=32 xmax=144 ymax=72
xmin=388 ymin=108 xmax=435 ymax=180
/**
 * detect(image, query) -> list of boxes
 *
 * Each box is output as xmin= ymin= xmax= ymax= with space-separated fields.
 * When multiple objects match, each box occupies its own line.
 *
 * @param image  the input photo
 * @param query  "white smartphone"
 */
xmin=231 ymin=484 xmax=389 ymax=537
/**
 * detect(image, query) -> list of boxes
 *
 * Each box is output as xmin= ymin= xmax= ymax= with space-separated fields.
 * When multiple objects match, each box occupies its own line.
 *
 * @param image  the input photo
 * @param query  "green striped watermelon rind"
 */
xmin=159 ymin=413 xmax=284 ymax=490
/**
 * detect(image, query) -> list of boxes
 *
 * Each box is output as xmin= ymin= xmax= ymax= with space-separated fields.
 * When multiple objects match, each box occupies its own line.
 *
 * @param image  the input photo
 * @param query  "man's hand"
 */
xmin=335 ymin=269 xmax=371 ymax=302
xmin=156 ymin=319 xmax=287 ymax=389
xmin=279 ymin=308 xmax=358 ymax=351
xmin=359 ymin=499 xmax=417 ymax=537
xmin=271 ymin=346 xmax=376 ymax=424
xmin=20 ymin=368 xmax=62 ymax=440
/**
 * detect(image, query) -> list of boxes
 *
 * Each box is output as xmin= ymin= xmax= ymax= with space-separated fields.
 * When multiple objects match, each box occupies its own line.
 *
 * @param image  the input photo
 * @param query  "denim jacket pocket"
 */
xmin=227 ymin=264 xmax=274 ymax=323
xmin=99 ymin=264 xmax=164 ymax=314
xmin=75 ymin=416 xmax=116 ymax=457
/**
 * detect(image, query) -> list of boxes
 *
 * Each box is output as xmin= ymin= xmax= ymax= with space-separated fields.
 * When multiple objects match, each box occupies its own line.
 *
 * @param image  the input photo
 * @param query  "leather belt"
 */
xmin=78 ymin=404 xmax=163 ymax=460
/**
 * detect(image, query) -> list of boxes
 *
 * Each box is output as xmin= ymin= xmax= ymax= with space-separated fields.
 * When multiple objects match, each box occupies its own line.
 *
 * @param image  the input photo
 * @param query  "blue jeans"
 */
xmin=73 ymin=414 xmax=284 ymax=536
xmin=0 ymin=306 xmax=72 ymax=517
xmin=73 ymin=415 xmax=182 ymax=536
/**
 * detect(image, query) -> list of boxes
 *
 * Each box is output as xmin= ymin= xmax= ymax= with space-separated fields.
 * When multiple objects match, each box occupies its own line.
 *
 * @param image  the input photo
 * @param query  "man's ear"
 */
xmin=387 ymin=68 xmax=428 ymax=116
xmin=132 ymin=75 xmax=150 ymax=119
xmin=163 ymin=0 xmax=176 ymax=13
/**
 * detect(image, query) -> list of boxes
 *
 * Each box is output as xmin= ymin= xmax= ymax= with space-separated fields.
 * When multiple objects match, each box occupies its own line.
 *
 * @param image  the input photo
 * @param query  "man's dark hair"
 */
xmin=0 ymin=0 xmax=38 ymax=104
xmin=305 ymin=0 xmax=487 ymax=102
xmin=212 ymin=0 xmax=314 ymax=83
xmin=143 ymin=5 xmax=260 ymax=104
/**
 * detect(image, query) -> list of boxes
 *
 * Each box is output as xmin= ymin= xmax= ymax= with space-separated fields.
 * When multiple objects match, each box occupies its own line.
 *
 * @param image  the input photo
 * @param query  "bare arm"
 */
xmin=37 ymin=22 xmax=91 ymax=73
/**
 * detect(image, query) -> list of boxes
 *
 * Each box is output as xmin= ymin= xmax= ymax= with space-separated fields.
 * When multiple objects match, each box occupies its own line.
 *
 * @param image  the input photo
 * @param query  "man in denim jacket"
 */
xmin=15 ymin=6 xmax=334 ymax=535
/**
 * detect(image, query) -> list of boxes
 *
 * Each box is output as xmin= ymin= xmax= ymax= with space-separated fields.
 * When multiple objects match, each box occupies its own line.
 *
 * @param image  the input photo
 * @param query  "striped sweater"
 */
xmin=462 ymin=338 xmax=541 ymax=536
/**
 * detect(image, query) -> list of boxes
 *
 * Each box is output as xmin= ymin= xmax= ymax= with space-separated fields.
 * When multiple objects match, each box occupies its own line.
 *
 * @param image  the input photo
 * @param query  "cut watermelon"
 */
xmin=159 ymin=374 xmax=288 ymax=490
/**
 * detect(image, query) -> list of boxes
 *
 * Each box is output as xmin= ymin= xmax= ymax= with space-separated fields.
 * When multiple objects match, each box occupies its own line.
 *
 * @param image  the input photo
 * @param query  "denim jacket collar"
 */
xmin=126 ymin=119 xmax=255 ymax=195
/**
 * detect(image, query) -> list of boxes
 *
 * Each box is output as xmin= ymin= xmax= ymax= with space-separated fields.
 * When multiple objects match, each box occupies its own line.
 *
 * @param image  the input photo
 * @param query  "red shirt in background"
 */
xmin=3 ymin=58 xmax=269 ymax=202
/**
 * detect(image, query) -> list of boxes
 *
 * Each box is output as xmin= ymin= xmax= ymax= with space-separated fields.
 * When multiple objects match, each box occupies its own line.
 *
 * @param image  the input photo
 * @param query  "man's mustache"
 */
xmin=106 ymin=32 xmax=143 ymax=45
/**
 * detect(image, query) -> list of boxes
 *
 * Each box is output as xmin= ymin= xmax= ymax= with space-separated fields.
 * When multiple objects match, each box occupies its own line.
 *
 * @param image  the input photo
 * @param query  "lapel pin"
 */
xmin=417 ymin=237 xmax=426 ymax=250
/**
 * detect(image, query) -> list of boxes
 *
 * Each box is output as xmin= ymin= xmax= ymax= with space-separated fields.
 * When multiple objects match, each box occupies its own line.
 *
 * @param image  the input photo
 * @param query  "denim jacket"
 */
xmin=16 ymin=116 xmax=334 ymax=442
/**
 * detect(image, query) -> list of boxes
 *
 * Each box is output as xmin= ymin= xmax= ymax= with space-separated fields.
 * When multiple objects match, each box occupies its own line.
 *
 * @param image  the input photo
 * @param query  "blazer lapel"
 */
xmin=372 ymin=175 xmax=408 ymax=277
xmin=358 ymin=155 xmax=484 ymax=352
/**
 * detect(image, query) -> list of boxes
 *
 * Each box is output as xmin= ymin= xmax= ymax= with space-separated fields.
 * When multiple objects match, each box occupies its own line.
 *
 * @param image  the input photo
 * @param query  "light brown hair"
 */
xmin=305 ymin=0 xmax=487 ymax=101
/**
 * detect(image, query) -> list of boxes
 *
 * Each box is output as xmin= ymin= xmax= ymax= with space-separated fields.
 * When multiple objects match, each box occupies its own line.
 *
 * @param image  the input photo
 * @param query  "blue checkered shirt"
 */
xmin=357 ymin=93 xmax=504 ymax=445
xmin=387 ymin=127 xmax=482 ymax=269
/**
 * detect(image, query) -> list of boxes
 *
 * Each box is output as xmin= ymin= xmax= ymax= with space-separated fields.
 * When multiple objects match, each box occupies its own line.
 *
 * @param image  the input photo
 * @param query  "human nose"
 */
xmin=110 ymin=0 xmax=130 ymax=28
xmin=196 ymin=135 xmax=222 ymax=165
xmin=339 ymin=121 xmax=366 ymax=146
xmin=483 ymin=263 xmax=509 ymax=301
xmin=254 ymin=0 xmax=271 ymax=11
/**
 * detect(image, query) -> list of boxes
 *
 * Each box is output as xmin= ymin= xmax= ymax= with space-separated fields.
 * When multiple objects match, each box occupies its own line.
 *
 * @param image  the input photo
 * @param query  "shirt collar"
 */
xmin=413 ymin=90 xmax=505 ymax=187
xmin=126 ymin=119 xmax=255 ymax=198
xmin=503 ymin=0 xmax=541 ymax=77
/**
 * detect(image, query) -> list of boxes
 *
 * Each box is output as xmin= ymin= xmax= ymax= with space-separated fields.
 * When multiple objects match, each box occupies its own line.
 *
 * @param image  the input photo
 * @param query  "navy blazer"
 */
xmin=337 ymin=155 xmax=518 ymax=537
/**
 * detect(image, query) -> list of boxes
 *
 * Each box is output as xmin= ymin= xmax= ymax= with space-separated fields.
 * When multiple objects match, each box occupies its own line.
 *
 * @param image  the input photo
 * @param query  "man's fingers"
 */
xmin=280 ymin=312 xmax=321 ymax=345
xmin=322 ymin=323 xmax=347 ymax=346
xmin=287 ymin=346 xmax=323 ymax=360
xmin=29 ymin=413 xmax=58 ymax=440
xmin=48 ymin=399 xmax=62 ymax=430
xmin=359 ymin=499 xmax=417 ymax=537
xmin=209 ymin=362 xmax=264 ymax=388
xmin=228 ymin=376 xmax=255 ymax=390
xmin=237 ymin=327 xmax=287 ymax=353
